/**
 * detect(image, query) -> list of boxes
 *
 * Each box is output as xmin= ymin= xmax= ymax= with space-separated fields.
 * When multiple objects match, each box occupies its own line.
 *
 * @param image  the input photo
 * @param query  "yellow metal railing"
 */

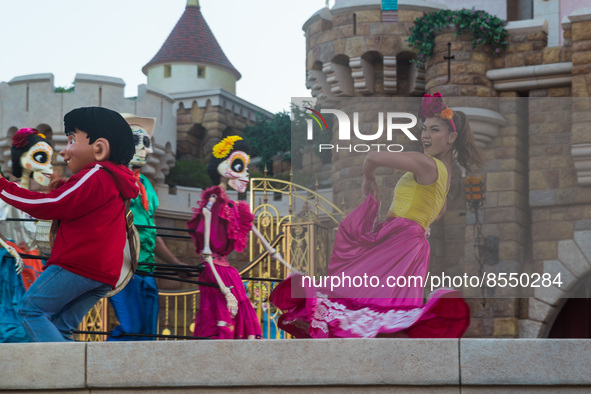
xmin=76 ymin=176 xmax=345 ymax=341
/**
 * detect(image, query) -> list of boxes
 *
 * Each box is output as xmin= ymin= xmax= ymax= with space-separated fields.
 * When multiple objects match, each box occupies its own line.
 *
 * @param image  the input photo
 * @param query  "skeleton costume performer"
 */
xmin=270 ymin=94 xmax=472 ymax=338
xmin=0 ymin=128 xmax=52 ymax=342
xmin=188 ymin=136 xmax=261 ymax=339
xmin=108 ymin=114 xmax=160 ymax=341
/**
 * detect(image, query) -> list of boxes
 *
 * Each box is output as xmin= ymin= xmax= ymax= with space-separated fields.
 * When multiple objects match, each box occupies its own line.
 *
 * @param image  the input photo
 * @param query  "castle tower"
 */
xmin=302 ymin=1 xmax=591 ymax=339
xmin=143 ymin=0 xmax=271 ymax=161
xmin=142 ymin=0 xmax=241 ymax=95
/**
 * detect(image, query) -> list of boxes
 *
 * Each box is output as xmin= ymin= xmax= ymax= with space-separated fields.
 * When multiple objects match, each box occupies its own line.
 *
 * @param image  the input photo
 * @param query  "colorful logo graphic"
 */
xmin=305 ymin=107 xmax=328 ymax=132
xmin=303 ymin=107 xmax=417 ymax=153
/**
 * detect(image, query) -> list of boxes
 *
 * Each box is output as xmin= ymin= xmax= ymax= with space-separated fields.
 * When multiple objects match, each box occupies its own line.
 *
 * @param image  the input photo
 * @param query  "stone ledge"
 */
xmin=506 ymin=19 xmax=549 ymax=35
xmin=461 ymin=339 xmax=591 ymax=385
xmin=0 ymin=343 xmax=86 ymax=390
xmin=1 ymin=339 xmax=591 ymax=391
xmin=86 ymin=339 xmax=459 ymax=388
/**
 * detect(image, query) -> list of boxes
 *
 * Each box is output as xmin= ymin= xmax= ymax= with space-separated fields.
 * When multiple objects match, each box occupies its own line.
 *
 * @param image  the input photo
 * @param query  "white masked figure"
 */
xmin=186 ymin=135 xmax=262 ymax=339
xmin=0 ymin=128 xmax=55 ymax=252
xmin=18 ymin=141 xmax=54 ymax=189
xmin=187 ymin=135 xmax=294 ymax=339
xmin=0 ymin=128 xmax=53 ymax=342
xmin=126 ymin=118 xmax=155 ymax=168
xmin=107 ymin=113 xmax=185 ymax=341
xmin=216 ymin=149 xmax=250 ymax=193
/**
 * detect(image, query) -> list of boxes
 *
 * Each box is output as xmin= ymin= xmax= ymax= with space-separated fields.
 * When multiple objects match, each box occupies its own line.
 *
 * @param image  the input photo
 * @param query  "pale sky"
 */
xmin=0 ymin=0 xmax=331 ymax=114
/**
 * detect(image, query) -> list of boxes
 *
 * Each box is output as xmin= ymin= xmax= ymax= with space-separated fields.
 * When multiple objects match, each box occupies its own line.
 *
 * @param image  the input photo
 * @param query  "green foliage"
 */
xmin=242 ymin=103 xmax=333 ymax=173
xmin=165 ymin=159 xmax=212 ymax=189
xmin=243 ymin=111 xmax=291 ymax=172
xmin=290 ymin=101 xmax=333 ymax=167
xmin=54 ymin=85 xmax=75 ymax=93
xmin=407 ymin=8 xmax=509 ymax=66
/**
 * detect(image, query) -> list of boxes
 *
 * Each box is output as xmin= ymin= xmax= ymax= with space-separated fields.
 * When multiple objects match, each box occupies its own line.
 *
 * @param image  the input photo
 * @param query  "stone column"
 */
xmin=569 ymin=8 xmax=591 ymax=186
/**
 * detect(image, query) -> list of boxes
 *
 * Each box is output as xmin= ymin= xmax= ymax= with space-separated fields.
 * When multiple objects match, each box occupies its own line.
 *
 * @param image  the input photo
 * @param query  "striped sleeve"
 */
xmin=0 ymin=164 xmax=108 ymax=221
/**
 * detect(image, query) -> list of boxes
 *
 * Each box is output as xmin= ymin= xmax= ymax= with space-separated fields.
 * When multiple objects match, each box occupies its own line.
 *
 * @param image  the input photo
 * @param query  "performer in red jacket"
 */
xmin=0 ymin=107 xmax=139 ymax=342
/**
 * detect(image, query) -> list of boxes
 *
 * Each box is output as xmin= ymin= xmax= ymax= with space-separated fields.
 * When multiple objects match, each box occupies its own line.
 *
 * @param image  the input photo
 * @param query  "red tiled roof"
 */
xmin=142 ymin=4 xmax=241 ymax=79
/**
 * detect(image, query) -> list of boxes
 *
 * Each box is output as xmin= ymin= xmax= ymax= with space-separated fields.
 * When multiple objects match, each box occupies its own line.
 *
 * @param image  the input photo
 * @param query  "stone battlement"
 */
xmin=1 ymin=339 xmax=590 ymax=392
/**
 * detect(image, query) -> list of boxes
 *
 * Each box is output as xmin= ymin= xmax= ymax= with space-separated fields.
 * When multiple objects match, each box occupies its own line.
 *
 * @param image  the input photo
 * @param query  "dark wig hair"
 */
xmin=63 ymin=107 xmax=135 ymax=165
xmin=207 ymin=138 xmax=251 ymax=185
xmin=450 ymin=110 xmax=485 ymax=171
xmin=11 ymin=131 xmax=53 ymax=178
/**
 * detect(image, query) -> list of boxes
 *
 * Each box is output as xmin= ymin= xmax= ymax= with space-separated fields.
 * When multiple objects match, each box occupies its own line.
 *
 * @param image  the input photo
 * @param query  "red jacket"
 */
xmin=0 ymin=161 xmax=139 ymax=287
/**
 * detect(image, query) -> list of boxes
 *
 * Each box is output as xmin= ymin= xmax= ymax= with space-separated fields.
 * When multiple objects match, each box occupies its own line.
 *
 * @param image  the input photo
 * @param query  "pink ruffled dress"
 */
xmin=270 ymin=158 xmax=470 ymax=338
xmin=187 ymin=186 xmax=262 ymax=339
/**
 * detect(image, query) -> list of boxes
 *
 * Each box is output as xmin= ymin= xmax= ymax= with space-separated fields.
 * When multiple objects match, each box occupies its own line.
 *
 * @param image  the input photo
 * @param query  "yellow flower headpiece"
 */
xmin=213 ymin=136 xmax=243 ymax=159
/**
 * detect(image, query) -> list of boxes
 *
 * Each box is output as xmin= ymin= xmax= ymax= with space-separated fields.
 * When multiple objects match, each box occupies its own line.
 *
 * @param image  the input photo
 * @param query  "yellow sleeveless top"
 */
xmin=386 ymin=157 xmax=448 ymax=230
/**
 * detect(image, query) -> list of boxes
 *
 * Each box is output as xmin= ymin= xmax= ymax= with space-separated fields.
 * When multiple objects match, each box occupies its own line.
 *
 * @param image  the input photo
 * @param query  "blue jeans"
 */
xmin=108 ymin=273 xmax=159 ymax=341
xmin=18 ymin=265 xmax=111 ymax=342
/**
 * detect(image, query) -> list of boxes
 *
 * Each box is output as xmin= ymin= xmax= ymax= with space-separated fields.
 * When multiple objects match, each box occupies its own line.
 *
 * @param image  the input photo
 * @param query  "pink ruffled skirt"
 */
xmin=194 ymin=262 xmax=262 ymax=339
xmin=270 ymin=195 xmax=470 ymax=338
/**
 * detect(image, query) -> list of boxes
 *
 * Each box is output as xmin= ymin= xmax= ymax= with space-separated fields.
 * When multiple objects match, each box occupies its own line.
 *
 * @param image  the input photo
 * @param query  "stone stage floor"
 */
xmin=1 ymin=338 xmax=590 ymax=392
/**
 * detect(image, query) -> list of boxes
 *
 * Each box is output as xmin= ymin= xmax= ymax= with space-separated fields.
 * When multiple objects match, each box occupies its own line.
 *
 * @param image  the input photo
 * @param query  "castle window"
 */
xmin=198 ymin=66 xmax=206 ymax=78
xmin=164 ymin=64 xmax=171 ymax=78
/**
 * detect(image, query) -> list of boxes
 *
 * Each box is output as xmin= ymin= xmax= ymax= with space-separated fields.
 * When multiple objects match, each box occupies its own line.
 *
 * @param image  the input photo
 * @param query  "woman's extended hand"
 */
xmin=362 ymin=175 xmax=378 ymax=197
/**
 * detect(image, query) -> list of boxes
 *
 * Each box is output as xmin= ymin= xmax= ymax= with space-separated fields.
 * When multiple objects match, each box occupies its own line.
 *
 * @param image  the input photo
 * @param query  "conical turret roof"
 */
xmin=142 ymin=2 xmax=240 ymax=79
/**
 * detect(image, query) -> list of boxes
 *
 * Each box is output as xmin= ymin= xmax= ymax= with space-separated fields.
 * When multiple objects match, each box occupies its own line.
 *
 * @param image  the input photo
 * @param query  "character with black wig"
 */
xmin=187 ymin=136 xmax=262 ymax=339
xmin=0 ymin=107 xmax=139 ymax=342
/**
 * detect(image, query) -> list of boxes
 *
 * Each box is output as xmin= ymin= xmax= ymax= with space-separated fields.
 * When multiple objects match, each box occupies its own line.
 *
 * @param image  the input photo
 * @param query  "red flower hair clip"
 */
xmin=418 ymin=92 xmax=457 ymax=134
xmin=12 ymin=128 xmax=39 ymax=148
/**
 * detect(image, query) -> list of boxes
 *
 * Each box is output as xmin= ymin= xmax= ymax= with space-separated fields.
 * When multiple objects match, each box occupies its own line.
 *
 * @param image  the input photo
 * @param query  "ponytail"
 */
xmin=452 ymin=111 xmax=484 ymax=171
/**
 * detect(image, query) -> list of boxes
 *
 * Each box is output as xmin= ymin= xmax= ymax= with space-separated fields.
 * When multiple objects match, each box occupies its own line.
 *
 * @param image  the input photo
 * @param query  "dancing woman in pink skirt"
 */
xmin=271 ymin=93 xmax=484 ymax=338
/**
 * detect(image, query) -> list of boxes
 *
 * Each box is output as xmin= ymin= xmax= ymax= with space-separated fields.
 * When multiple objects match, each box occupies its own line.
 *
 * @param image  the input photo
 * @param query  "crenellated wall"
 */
xmin=173 ymin=88 xmax=272 ymax=161
xmin=0 ymin=73 xmax=177 ymax=185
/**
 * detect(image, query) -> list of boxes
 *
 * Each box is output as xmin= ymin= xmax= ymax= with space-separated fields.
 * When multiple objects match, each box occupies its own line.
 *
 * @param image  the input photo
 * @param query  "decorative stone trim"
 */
xmin=505 ymin=18 xmax=549 ymax=36
xmin=323 ymin=61 xmax=354 ymax=96
xmin=409 ymin=63 xmax=426 ymax=96
xmin=523 ymin=231 xmax=591 ymax=337
xmin=572 ymin=143 xmax=591 ymax=186
xmin=302 ymin=7 xmax=332 ymax=32
xmin=349 ymin=56 xmax=375 ymax=95
xmin=8 ymin=73 xmax=54 ymax=85
xmin=306 ymin=69 xmax=332 ymax=99
xmin=330 ymin=0 xmax=381 ymax=14
xmin=561 ymin=16 xmax=572 ymax=31
xmin=172 ymin=88 xmax=272 ymax=121
xmin=486 ymin=62 xmax=572 ymax=91
xmin=567 ymin=7 xmax=591 ymax=23
xmin=383 ymin=55 xmax=397 ymax=94
xmin=450 ymin=107 xmax=507 ymax=148
xmin=398 ymin=0 xmax=447 ymax=13
xmin=74 ymin=73 xmax=126 ymax=88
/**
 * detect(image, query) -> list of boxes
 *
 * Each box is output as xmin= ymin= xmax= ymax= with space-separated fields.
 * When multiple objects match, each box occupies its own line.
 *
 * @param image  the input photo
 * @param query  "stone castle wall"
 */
xmin=302 ymin=0 xmax=591 ymax=338
xmin=0 ymin=73 xmax=177 ymax=184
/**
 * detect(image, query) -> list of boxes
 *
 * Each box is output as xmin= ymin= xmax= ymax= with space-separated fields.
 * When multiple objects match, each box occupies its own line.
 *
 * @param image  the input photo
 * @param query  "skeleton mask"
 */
xmin=130 ymin=126 xmax=153 ymax=167
xmin=20 ymin=141 xmax=53 ymax=186
xmin=217 ymin=150 xmax=250 ymax=193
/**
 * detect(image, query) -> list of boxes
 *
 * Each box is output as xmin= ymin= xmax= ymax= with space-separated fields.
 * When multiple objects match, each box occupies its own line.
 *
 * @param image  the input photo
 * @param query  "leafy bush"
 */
xmin=243 ymin=111 xmax=291 ymax=172
xmin=407 ymin=8 xmax=508 ymax=66
xmin=165 ymin=159 xmax=212 ymax=189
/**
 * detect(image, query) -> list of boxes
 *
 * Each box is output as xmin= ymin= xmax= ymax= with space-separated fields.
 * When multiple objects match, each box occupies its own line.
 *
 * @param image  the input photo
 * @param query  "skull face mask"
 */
xmin=20 ymin=141 xmax=54 ymax=186
xmin=130 ymin=126 xmax=153 ymax=167
xmin=217 ymin=150 xmax=250 ymax=193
